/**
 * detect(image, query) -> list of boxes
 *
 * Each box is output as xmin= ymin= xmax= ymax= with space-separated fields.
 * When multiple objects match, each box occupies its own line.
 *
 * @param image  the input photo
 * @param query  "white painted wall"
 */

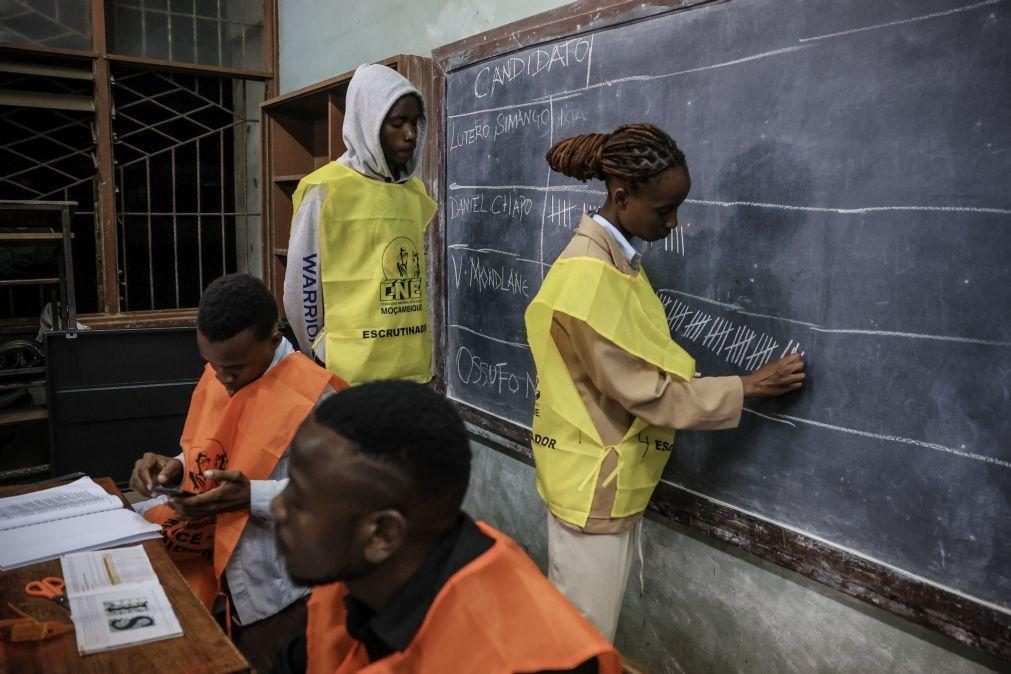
xmin=278 ymin=0 xmax=572 ymax=93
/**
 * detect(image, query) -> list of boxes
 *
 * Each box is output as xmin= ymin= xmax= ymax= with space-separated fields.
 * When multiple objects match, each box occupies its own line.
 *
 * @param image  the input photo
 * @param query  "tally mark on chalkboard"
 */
xmin=702 ymin=318 xmax=733 ymax=352
xmin=665 ymin=294 xmax=807 ymax=372
xmin=539 ymin=95 xmax=557 ymax=281
xmin=663 ymin=289 xmax=1010 ymax=347
xmin=664 ymin=296 xmax=787 ymax=372
xmin=647 ymin=224 xmax=689 ymax=256
xmin=797 ymin=0 xmax=1003 ymax=44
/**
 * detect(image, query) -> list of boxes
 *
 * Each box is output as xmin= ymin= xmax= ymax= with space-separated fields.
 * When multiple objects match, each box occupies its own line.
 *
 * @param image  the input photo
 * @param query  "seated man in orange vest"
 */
xmin=268 ymin=380 xmax=621 ymax=674
xmin=128 ymin=273 xmax=347 ymax=672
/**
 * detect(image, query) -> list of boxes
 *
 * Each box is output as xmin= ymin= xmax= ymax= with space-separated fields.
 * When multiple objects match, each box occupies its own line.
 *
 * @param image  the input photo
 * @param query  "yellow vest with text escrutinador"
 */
xmin=525 ymin=257 xmax=696 ymax=528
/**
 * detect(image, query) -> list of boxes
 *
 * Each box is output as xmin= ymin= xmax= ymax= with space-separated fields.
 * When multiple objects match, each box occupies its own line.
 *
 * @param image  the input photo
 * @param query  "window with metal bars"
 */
xmin=0 ymin=1 xmax=271 ymax=325
xmin=0 ymin=57 xmax=99 ymax=320
xmin=111 ymin=66 xmax=262 ymax=312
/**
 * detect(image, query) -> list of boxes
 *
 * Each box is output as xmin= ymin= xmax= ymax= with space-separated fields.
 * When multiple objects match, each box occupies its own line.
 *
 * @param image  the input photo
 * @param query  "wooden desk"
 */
xmin=0 ymin=478 xmax=250 ymax=674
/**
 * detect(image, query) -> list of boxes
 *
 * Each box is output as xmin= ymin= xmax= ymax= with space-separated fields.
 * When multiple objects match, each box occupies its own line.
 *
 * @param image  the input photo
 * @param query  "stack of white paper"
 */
xmin=0 ymin=476 xmax=162 ymax=570
xmin=61 ymin=546 xmax=183 ymax=654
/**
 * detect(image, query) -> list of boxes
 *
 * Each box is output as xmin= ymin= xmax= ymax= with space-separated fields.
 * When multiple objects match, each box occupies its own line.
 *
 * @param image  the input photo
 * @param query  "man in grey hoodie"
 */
xmin=283 ymin=64 xmax=436 ymax=386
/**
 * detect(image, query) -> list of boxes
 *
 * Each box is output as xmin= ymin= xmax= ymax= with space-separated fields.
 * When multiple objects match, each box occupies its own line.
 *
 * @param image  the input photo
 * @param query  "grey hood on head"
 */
xmin=337 ymin=63 xmax=426 ymax=184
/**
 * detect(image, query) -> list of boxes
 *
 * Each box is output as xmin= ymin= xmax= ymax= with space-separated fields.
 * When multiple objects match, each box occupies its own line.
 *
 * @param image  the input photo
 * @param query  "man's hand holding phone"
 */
xmin=166 ymin=470 xmax=251 ymax=520
xmin=151 ymin=485 xmax=195 ymax=498
xmin=129 ymin=453 xmax=184 ymax=497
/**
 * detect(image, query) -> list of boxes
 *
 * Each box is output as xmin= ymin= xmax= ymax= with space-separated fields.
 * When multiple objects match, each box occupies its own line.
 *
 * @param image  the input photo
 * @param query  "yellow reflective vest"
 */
xmin=525 ymin=257 xmax=696 ymax=528
xmin=291 ymin=162 xmax=437 ymax=385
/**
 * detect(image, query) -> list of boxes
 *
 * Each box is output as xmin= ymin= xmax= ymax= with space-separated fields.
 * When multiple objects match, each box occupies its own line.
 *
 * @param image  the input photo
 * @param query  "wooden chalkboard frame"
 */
xmin=430 ymin=0 xmax=1011 ymax=663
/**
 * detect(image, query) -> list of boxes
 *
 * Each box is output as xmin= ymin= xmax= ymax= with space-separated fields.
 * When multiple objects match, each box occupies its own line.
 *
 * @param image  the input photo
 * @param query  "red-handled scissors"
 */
xmin=24 ymin=577 xmax=68 ymax=611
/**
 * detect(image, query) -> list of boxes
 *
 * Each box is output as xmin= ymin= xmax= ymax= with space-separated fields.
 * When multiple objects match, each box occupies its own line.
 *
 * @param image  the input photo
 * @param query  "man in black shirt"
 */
xmin=269 ymin=381 xmax=617 ymax=674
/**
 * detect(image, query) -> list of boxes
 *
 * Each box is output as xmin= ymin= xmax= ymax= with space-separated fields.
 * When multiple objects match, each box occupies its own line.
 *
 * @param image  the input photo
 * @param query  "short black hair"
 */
xmin=197 ymin=273 xmax=278 ymax=342
xmin=313 ymin=380 xmax=471 ymax=521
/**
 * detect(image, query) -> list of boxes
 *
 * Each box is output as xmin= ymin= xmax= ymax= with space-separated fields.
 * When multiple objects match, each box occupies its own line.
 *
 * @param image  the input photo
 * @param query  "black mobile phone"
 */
xmin=151 ymin=485 xmax=195 ymax=498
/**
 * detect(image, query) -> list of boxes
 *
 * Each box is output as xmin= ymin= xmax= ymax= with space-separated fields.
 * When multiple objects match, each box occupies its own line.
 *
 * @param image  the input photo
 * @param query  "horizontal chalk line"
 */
xmin=736 ymin=308 xmax=819 ymax=329
xmin=775 ymin=413 xmax=1011 ymax=470
xmin=743 ymin=407 xmax=797 ymax=426
xmin=533 ymin=45 xmax=813 ymax=103
xmin=447 ymin=92 xmax=581 ymax=120
xmin=658 ymin=479 xmax=1011 ymax=615
xmin=449 ymin=244 xmax=549 ymax=267
xmin=450 ymin=244 xmax=516 ymax=257
xmin=808 ymin=327 xmax=1011 ymax=348
xmin=450 ymin=324 xmax=529 ymax=350
xmin=449 ymin=182 xmax=606 ymax=195
xmin=686 ymin=198 xmax=1011 ymax=216
xmin=448 ymin=186 xmax=1010 ymax=216
xmin=659 ymin=289 xmax=739 ymax=311
xmin=798 ymin=0 xmax=1003 ymax=44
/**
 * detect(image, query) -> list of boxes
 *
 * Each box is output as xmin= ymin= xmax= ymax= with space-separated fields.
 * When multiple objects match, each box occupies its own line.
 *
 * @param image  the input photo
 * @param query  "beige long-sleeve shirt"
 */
xmin=550 ymin=214 xmax=743 ymax=533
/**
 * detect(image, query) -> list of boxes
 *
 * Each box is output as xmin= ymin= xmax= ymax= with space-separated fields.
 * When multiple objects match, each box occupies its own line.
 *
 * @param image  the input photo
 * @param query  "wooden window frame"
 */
xmin=0 ymin=0 xmax=278 ymax=330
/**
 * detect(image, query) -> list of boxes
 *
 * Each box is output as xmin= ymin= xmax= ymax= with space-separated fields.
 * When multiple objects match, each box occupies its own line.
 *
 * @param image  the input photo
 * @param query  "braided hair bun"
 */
xmin=545 ymin=124 xmax=686 ymax=186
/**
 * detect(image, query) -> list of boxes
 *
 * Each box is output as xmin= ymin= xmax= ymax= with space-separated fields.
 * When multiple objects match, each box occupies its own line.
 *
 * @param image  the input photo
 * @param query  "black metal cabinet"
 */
xmin=46 ymin=327 xmax=203 ymax=484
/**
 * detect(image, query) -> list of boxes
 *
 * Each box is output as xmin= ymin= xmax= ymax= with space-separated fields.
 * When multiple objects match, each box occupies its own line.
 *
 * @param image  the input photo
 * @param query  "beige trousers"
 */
xmin=546 ymin=511 xmax=642 ymax=642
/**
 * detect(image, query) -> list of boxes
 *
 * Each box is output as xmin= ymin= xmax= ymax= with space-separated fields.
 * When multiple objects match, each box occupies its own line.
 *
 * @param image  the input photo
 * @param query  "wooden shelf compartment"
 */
xmin=0 ymin=378 xmax=46 ymax=392
xmin=0 ymin=277 xmax=59 ymax=287
xmin=0 ymin=232 xmax=70 ymax=246
xmin=0 ymin=463 xmax=51 ymax=483
xmin=273 ymin=173 xmax=307 ymax=184
xmin=0 ymin=407 xmax=47 ymax=426
xmin=0 ymin=367 xmax=45 ymax=380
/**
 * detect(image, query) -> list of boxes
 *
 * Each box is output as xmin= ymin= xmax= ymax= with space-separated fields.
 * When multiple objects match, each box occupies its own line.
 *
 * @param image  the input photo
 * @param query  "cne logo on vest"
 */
xmin=379 ymin=237 xmax=423 ymax=311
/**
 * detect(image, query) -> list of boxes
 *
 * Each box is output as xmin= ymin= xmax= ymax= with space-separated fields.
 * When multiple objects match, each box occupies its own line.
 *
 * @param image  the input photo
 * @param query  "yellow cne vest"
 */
xmin=292 ymin=162 xmax=437 ymax=385
xmin=525 ymin=257 xmax=696 ymax=528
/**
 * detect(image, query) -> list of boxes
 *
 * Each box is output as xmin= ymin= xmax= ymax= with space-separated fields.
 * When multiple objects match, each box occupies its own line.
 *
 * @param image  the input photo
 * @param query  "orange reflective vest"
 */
xmin=145 ymin=352 xmax=345 ymax=609
xmin=305 ymin=522 xmax=621 ymax=674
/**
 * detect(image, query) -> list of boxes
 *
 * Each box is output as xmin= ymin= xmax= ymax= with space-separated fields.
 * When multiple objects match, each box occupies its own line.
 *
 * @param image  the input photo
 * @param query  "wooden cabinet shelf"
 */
xmin=0 ymin=232 xmax=72 ymax=246
xmin=273 ymin=173 xmax=307 ymax=183
xmin=0 ymin=407 xmax=48 ymax=426
xmin=0 ymin=366 xmax=45 ymax=380
xmin=0 ymin=277 xmax=59 ymax=287
xmin=261 ymin=55 xmax=434 ymax=317
xmin=0 ymin=200 xmax=78 ymax=484
xmin=0 ymin=378 xmax=45 ymax=392
xmin=0 ymin=201 xmax=78 ymax=334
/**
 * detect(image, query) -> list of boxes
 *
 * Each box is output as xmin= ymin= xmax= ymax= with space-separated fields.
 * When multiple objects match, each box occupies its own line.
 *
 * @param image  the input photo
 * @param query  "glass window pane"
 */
xmin=105 ymin=0 xmax=264 ymax=70
xmin=168 ymin=13 xmax=195 ymax=63
xmin=0 ymin=0 xmax=93 ymax=51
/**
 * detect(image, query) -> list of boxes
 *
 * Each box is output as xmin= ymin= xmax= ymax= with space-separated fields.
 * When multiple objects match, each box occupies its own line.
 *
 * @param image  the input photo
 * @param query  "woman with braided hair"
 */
xmin=525 ymin=124 xmax=805 ymax=640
